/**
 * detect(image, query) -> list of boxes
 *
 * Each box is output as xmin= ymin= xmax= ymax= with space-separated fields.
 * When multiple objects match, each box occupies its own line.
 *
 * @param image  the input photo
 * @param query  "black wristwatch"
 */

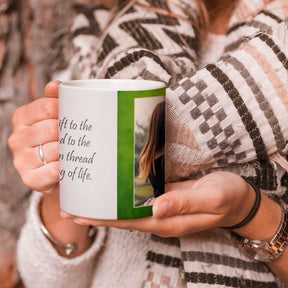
xmin=239 ymin=200 xmax=288 ymax=262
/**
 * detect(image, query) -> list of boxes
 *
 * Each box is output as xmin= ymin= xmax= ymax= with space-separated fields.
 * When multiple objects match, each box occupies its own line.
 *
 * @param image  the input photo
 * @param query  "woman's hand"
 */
xmin=8 ymin=81 xmax=60 ymax=195
xmin=8 ymin=81 xmax=92 ymax=257
xmin=67 ymin=171 xmax=256 ymax=237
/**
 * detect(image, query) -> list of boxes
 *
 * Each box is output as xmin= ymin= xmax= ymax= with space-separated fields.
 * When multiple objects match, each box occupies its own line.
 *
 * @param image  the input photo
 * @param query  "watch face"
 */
xmin=240 ymin=244 xmax=273 ymax=263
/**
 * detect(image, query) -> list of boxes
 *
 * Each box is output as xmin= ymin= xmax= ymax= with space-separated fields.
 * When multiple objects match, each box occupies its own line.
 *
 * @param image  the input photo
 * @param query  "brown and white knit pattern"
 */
xmin=166 ymin=1 xmax=288 ymax=181
xmin=18 ymin=0 xmax=288 ymax=287
xmin=142 ymin=235 xmax=186 ymax=288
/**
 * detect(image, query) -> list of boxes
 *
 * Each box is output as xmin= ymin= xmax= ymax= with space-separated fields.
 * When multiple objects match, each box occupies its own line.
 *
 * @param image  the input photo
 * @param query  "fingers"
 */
xmin=34 ymin=142 xmax=59 ymax=166
xmin=10 ymin=119 xmax=58 ymax=150
xmin=44 ymin=81 xmax=61 ymax=98
xmin=30 ymin=119 xmax=59 ymax=147
xmin=9 ymin=81 xmax=61 ymax=195
xmin=22 ymin=161 xmax=59 ymax=193
xmin=13 ymin=142 xmax=59 ymax=170
xmin=71 ymin=214 xmax=220 ymax=238
xmin=11 ymin=81 xmax=60 ymax=130
xmin=12 ymin=98 xmax=58 ymax=129
xmin=153 ymin=186 xmax=211 ymax=218
xmin=59 ymin=172 xmax=247 ymax=237
xmin=9 ymin=116 xmax=59 ymax=194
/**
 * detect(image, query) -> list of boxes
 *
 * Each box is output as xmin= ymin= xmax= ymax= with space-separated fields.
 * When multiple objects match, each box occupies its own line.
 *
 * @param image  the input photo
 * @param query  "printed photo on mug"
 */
xmin=134 ymin=97 xmax=165 ymax=208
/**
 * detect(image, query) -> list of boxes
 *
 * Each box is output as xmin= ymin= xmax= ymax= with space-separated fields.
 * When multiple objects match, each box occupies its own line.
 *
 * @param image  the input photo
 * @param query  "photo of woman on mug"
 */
xmin=137 ymin=100 xmax=165 ymax=206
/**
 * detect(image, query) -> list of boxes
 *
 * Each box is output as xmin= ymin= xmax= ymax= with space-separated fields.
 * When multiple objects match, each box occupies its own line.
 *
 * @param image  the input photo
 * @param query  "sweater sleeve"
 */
xmin=99 ymin=6 xmax=288 ymax=182
xmin=17 ymin=192 xmax=107 ymax=288
xmin=165 ymin=19 xmax=288 ymax=181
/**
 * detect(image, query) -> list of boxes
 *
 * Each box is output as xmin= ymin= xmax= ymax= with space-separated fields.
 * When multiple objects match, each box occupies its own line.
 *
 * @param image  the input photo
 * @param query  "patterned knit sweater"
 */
xmin=18 ymin=0 xmax=288 ymax=287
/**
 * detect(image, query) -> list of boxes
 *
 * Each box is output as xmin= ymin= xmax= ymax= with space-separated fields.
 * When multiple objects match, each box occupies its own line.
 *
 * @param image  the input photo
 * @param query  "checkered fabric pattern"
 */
xmin=143 ymin=272 xmax=187 ymax=288
xmin=176 ymin=77 xmax=245 ymax=167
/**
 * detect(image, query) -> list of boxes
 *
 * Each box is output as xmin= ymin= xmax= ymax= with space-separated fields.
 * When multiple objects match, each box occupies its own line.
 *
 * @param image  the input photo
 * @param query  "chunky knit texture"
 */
xmin=18 ymin=0 xmax=288 ymax=287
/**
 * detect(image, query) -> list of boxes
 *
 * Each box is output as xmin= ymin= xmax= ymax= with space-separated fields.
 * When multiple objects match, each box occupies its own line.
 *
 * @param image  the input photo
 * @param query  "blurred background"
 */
xmin=0 ymin=0 xmax=96 ymax=287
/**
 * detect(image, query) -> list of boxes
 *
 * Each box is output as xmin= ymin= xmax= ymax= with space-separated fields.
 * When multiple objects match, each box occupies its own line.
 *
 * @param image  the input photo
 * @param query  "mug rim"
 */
xmin=60 ymin=79 xmax=165 ymax=91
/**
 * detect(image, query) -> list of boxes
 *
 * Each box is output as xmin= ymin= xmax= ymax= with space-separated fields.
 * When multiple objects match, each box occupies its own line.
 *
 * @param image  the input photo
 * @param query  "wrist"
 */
xmin=225 ymin=177 xmax=259 ymax=230
xmin=233 ymin=192 xmax=282 ymax=241
xmin=41 ymin=193 xmax=94 ymax=257
xmin=236 ymin=198 xmax=288 ymax=264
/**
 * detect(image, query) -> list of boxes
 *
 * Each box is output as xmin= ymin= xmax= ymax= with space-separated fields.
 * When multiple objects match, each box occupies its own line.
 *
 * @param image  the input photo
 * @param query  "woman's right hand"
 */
xmin=8 ymin=81 xmax=60 ymax=195
xmin=8 ymin=81 xmax=93 ymax=257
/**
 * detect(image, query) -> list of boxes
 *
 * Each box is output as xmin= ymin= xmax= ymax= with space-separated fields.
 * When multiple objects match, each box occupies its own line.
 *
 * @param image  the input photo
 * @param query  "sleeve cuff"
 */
xmin=28 ymin=192 xmax=107 ymax=265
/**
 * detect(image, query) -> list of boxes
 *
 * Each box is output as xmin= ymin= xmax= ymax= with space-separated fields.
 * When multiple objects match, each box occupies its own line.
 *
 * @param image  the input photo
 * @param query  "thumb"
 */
xmin=152 ymin=185 xmax=207 ymax=218
xmin=44 ymin=81 xmax=61 ymax=98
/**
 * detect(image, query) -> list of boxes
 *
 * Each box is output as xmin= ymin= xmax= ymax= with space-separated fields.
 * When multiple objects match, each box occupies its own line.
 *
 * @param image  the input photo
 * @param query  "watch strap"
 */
xmin=240 ymin=200 xmax=288 ymax=262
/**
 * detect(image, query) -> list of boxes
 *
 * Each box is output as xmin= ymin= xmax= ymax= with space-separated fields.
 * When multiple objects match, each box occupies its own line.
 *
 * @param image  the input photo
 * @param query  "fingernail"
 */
xmin=153 ymin=201 xmax=170 ymax=218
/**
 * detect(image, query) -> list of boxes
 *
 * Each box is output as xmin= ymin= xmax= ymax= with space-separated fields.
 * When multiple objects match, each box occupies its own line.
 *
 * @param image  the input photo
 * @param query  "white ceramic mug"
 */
xmin=59 ymin=79 xmax=165 ymax=219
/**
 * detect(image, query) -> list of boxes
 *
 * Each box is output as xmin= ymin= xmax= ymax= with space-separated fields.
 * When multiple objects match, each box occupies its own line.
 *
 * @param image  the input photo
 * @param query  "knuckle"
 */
xmin=11 ymin=107 xmax=23 ymax=127
xmin=179 ymin=200 xmax=190 ymax=215
xmin=52 ymin=143 xmax=60 ymax=161
xmin=47 ymin=163 xmax=59 ymax=181
xmin=9 ymin=128 xmax=31 ymax=150
xmin=21 ymin=172 xmax=34 ymax=189
xmin=8 ymin=132 xmax=22 ymax=151
xmin=45 ymin=120 xmax=58 ymax=138
xmin=40 ymin=99 xmax=58 ymax=118
xmin=13 ymin=158 xmax=22 ymax=171
xmin=7 ymin=134 xmax=16 ymax=150
xmin=54 ymin=141 xmax=60 ymax=151
xmin=172 ymin=195 xmax=189 ymax=215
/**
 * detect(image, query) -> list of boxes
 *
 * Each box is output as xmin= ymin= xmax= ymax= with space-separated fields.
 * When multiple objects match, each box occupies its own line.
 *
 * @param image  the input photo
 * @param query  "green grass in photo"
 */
xmin=134 ymin=176 xmax=153 ymax=206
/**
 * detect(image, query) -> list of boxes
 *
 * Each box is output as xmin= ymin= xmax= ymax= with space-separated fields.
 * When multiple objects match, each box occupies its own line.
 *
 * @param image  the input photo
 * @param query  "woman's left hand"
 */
xmin=62 ymin=171 xmax=255 ymax=237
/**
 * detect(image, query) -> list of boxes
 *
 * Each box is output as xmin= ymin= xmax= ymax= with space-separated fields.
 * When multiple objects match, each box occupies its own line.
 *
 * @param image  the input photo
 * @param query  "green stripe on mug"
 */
xmin=117 ymin=88 xmax=165 ymax=219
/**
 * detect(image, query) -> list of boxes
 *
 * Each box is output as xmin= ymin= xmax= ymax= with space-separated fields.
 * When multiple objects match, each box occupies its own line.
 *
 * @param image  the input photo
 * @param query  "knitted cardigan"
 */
xmin=18 ymin=0 xmax=288 ymax=287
